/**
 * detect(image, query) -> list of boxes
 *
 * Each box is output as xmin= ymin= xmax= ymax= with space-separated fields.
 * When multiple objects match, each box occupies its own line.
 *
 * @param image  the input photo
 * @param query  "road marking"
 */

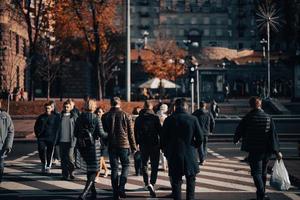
xmin=13 ymin=151 xmax=38 ymax=162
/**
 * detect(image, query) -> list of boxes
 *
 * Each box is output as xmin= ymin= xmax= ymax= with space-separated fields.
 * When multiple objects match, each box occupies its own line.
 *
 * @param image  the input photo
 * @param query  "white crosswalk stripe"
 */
xmin=1 ymin=156 xmax=282 ymax=198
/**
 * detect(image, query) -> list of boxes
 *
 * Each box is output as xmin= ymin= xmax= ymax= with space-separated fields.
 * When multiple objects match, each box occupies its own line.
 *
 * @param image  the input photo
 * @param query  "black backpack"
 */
xmin=77 ymin=114 xmax=95 ymax=149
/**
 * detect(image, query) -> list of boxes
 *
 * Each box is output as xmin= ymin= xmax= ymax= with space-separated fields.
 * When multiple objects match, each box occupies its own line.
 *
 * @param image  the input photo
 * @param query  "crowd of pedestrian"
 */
xmin=0 ymin=96 xmax=283 ymax=200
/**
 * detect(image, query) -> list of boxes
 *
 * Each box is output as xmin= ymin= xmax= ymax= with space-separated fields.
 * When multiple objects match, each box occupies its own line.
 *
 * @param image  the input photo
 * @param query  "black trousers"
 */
xmin=248 ymin=152 xmax=271 ymax=200
xmin=171 ymin=174 xmax=196 ymax=200
xmin=141 ymin=146 xmax=160 ymax=186
xmin=59 ymin=142 xmax=75 ymax=178
xmin=0 ymin=156 xmax=4 ymax=182
xmin=37 ymin=140 xmax=54 ymax=168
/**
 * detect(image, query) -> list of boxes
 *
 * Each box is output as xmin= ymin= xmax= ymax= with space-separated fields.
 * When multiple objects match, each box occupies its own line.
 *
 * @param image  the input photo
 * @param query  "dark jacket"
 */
xmin=192 ymin=108 xmax=215 ymax=136
xmin=234 ymin=108 xmax=280 ymax=153
xmin=74 ymin=112 xmax=106 ymax=172
xmin=102 ymin=107 xmax=136 ymax=151
xmin=0 ymin=110 xmax=14 ymax=150
xmin=161 ymin=108 xmax=203 ymax=177
xmin=34 ymin=113 xmax=60 ymax=143
xmin=57 ymin=112 xmax=78 ymax=147
xmin=134 ymin=109 xmax=161 ymax=148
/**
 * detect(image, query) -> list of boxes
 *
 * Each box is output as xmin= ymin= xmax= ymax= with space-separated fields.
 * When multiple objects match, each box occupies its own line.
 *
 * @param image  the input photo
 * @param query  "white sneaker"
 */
xmin=148 ymin=184 xmax=156 ymax=198
xmin=45 ymin=167 xmax=51 ymax=174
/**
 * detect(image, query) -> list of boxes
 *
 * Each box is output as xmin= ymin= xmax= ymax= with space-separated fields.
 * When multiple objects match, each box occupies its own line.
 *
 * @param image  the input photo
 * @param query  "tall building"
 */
xmin=0 ymin=1 xmax=28 ymax=97
xmin=130 ymin=0 xmax=259 ymax=51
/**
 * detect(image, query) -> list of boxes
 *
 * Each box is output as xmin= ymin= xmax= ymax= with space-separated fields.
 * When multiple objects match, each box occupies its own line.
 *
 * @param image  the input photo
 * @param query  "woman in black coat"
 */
xmin=74 ymin=100 xmax=106 ymax=200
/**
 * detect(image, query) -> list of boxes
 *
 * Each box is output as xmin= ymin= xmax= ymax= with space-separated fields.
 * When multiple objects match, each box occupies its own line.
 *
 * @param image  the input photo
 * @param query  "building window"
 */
xmin=176 ymin=0 xmax=185 ymax=12
xmin=191 ymin=17 xmax=197 ymax=24
xmin=216 ymin=29 xmax=223 ymax=36
xmin=238 ymin=31 xmax=244 ymax=37
xmin=204 ymin=29 xmax=210 ymax=36
xmin=15 ymin=35 xmax=18 ymax=52
xmin=239 ymin=43 xmax=244 ymax=49
xmin=204 ymin=17 xmax=210 ymax=24
xmin=17 ymin=66 xmax=20 ymax=88
xmin=228 ymin=19 xmax=232 ymax=25
xmin=179 ymin=30 xmax=185 ymax=36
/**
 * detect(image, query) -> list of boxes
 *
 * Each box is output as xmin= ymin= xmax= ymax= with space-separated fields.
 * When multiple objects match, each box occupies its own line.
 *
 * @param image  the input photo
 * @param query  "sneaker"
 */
xmin=148 ymin=184 xmax=156 ymax=198
xmin=144 ymin=185 xmax=149 ymax=190
xmin=103 ymin=171 xmax=109 ymax=178
xmin=118 ymin=191 xmax=127 ymax=198
xmin=41 ymin=166 xmax=46 ymax=173
xmin=69 ymin=173 xmax=75 ymax=180
xmin=95 ymin=177 xmax=100 ymax=183
xmin=45 ymin=167 xmax=51 ymax=174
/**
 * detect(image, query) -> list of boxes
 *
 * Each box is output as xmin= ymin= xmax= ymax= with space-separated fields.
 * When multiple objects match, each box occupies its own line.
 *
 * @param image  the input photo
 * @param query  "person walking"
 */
xmin=34 ymin=102 xmax=60 ymax=173
xmin=58 ymin=100 xmax=78 ymax=180
xmin=49 ymin=100 xmax=61 ymax=166
xmin=210 ymin=100 xmax=220 ymax=119
xmin=74 ymin=99 xmax=106 ymax=200
xmin=102 ymin=97 xmax=137 ymax=200
xmin=193 ymin=101 xmax=215 ymax=165
xmin=161 ymin=98 xmax=203 ymax=200
xmin=94 ymin=107 xmax=109 ymax=181
xmin=156 ymin=103 xmax=169 ymax=171
xmin=234 ymin=96 xmax=282 ymax=200
xmin=134 ymin=100 xmax=162 ymax=198
xmin=0 ymin=101 xmax=14 ymax=183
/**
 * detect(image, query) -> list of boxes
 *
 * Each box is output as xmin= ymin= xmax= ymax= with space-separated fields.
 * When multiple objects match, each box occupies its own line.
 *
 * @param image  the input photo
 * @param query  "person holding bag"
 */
xmin=234 ymin=96 xmax=282 ymax=200
xmin=74 ymin=100 xmax=107 ymax=200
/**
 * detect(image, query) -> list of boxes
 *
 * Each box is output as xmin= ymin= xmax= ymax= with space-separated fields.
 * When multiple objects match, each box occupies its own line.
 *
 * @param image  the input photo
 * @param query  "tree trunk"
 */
xmin=96 ymin=63 xmax=103 ymax=100
xmin=47 ymin=80 xmax=50 ymax=101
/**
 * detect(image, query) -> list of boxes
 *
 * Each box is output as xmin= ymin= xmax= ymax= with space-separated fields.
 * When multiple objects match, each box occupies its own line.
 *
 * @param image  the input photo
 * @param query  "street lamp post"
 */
xmin=260 ymin=38 xmax=267 ymax=58
xmin=195 ymin=63 xmax=200 ymax=109
xmin=126 ymin=0 xmax=131 ymax=102
xmin=190 ymin=77 xmax=195 ymax=113
xmin=168 ymin=58 xmax=185 ymax=96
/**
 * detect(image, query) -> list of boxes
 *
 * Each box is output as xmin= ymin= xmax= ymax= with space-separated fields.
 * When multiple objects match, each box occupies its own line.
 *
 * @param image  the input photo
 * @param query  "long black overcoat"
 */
xmin=161 ymin=108 xmax=203 ymax=178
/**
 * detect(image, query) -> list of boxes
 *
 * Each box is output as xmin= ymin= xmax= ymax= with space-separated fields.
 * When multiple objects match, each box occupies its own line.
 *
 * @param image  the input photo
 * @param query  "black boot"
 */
xmin=91 ymin=183 xmax=97 ymax=199
xmin=78 ymin=180 xmax=93 ymax=200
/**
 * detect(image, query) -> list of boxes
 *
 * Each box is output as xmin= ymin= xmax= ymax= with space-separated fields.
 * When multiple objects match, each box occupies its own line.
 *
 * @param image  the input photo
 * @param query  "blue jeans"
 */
xmin=198 ymin=136 xmax=208 ymax=163
xmin=248 ymin=152 xmax=271 ymax=200
xmin=108 ymin=148 xmax=130 ymax=194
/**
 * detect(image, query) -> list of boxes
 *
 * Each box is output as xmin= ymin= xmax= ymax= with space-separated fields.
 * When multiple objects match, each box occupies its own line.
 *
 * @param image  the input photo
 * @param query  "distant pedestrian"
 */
xmin=156 ymin=103 xmax=169 ymax=171
xmin=49 ymin=100 xmax=61 ymax=166
xmin=102 ymin=97 xmax=137 ymax=200
xmin=210 ymin=100 xmax=220 ymax=119
xmin=58 ymin=100 xmax=78 ymax=180
xmin=234 ymin=96 xmax=282 ymax=200
xmin=161 ymin=98 xmax=203 ymax=200
xmin=0 ymin=101 xmax=14 ymax=183
xmin=74 ymin=100 xmax=107 ymax=200
xmin=224 ymin=84 xmax=230 ymax=102
xmin=34 ymin=102 xmax=60 ymax=173
xmin=193 ymin=101 xmax=215 ymax=165
xmin=134 ymin=100 xmax=162 ymax=198
xmin=69 ymin=99 xmax=80 ymax=117
xmin=94 ymin=107 xmax=109 ymax=181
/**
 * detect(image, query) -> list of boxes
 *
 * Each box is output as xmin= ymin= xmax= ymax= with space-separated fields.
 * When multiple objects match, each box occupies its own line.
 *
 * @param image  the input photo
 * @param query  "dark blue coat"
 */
xmin=161 ymin=108 xmax=203 ymax=177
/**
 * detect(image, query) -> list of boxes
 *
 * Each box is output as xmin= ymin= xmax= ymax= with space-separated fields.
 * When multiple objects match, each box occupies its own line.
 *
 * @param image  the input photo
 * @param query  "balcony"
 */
xmin=139 ymin=12 xmax=150 ymax=18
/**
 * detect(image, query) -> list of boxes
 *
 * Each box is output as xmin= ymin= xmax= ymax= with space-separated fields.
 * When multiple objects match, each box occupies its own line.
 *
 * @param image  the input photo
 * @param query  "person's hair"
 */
xmin=44 ymin=102 xmax=52 ymax=108
xmin=143 ymin=100 xmax=153 ymax=109
xmin=63 ymin=100 xmax=72 ymax=106
xmin=111 ymin=96 xmax=121 ymax=107
xmin=200 ymin=101 xmax=206 ymax=108
xmin=174 ymin=98 xmax=187 ymax=109
xmin=84 ymin=99 xmax=97 ymax=112
xmin=132 ymin=106 xmax=141 ymax=115
xmin=249 ymin=96 xmax=262 ymax=109
xmin=49 ymin=100 xmax=55 ymax=105
xmin=95 ymin=106 xmax=104 ymax=114
xmin=83 ymin=94 xmax=90 ymax=102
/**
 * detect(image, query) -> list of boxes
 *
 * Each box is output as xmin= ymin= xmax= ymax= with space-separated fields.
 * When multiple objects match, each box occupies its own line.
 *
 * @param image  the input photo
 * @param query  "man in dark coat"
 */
xmin=234 ymin=96 xmax=282 ymax=200
xmin=34 ymin=102 xmax=60 ymax=174
xmin=193 ymin=101 xmax=215 ymax=165
xmin=0 ymin=101 xmax=14 ymax=183
xmin=161 ymin=98 xmax=203 ymax=200
xmin=134 ymin=100 xmax=162 ymax=198
xmin=102 ymin=97 xmax=137 ymax=200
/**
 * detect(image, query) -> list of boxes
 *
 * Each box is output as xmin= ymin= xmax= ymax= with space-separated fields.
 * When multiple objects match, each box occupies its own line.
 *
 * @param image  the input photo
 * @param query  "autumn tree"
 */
xmin=14 ymin=0 xmax=54 ymax=100
xmin=55 ymin=0 xmax=122 ymax=100
xmin=142 ymin=36 xmax=187 ymax=81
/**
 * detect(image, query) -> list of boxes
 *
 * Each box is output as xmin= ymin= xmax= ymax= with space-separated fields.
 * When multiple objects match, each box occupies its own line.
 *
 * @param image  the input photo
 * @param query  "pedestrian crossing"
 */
xmin=0 ymin=155 xmax=281 ymax=199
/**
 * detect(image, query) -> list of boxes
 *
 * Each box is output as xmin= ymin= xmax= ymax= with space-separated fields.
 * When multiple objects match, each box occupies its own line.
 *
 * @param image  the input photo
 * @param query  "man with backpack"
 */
xmin=102 ymin=97 xmax=137 ymax=200
xmin=134 ymin=100 xmax=162 ymax=198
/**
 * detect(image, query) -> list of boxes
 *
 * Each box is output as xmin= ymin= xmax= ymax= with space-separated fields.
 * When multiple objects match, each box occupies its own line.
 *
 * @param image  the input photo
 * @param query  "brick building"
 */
xmin=0 ymin=1 xmax=28 ymax=99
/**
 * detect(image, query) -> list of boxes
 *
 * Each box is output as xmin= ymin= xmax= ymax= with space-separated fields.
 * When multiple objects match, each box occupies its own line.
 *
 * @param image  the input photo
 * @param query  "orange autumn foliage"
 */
xmin=143 ymin=39 xmax=187 ymax=81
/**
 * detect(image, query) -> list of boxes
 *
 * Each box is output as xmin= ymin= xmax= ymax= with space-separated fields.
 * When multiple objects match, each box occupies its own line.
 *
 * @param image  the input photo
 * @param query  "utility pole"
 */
xmin=126 ymin=0 xmax=131 ymax=102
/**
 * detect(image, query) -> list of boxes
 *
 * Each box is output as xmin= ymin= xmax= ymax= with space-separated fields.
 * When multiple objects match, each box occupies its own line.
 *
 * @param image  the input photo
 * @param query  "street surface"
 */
xmin=0 ymin=142 xmax=299 ymax=200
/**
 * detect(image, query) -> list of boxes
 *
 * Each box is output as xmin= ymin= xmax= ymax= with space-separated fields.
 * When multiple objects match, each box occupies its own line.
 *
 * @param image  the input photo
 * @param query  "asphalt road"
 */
xmin=0 ymin=141 xmax=299 ymax=200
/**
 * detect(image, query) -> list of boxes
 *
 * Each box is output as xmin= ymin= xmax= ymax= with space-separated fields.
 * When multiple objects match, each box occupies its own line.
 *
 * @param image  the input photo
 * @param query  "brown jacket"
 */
xmin=102 ymin=107 xmax=136 ymax=151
